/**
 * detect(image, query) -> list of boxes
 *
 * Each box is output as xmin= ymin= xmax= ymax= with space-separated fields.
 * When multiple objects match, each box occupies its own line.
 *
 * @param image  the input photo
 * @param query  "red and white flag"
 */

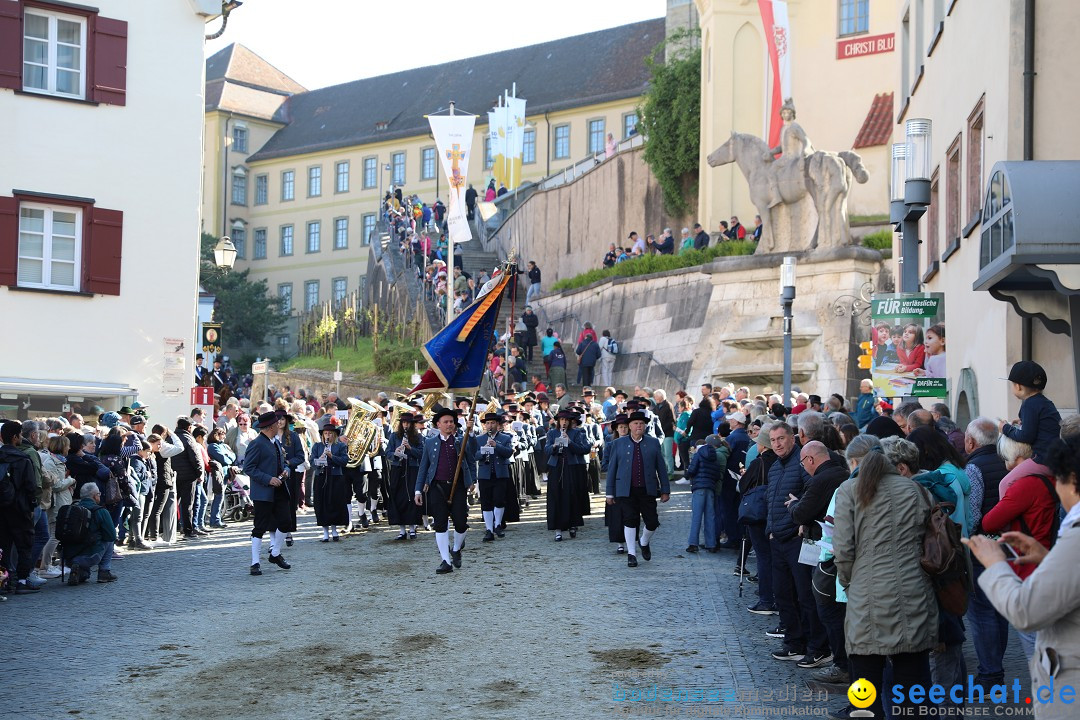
xmin=758 ymin=0 xmax=792 ymax=149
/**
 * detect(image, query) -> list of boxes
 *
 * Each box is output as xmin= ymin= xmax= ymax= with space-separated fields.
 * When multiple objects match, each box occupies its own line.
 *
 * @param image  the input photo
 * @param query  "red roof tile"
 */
xmin=853 ymin=92 xmax=895 ymax=149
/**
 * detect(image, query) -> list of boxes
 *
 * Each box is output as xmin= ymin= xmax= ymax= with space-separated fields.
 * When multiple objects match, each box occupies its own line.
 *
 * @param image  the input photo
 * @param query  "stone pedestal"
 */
xmin=690 ymin=247 xmax=885 ymax=399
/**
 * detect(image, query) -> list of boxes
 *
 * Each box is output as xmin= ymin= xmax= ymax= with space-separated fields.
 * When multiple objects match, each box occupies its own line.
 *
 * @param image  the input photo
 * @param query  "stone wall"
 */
xmin=251 ymin=369 xmax=406 ymax=406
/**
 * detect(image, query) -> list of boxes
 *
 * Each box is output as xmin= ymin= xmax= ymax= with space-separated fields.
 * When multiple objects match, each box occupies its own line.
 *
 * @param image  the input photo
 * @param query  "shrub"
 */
xmin=550 ymin=241 xmax=756 ymax=292
xmin=373 ymin=343 xmax=425 ymax=376
xmin=862 ymin=229 xmax=893 ymax=250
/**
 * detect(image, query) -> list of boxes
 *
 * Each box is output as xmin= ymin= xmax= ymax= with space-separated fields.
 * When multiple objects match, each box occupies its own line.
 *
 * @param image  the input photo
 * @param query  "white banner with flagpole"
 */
xmin=503 ymin=94 xmax=527 ymax=190
xmin=428 ymin=114 xmax=477 ymax=245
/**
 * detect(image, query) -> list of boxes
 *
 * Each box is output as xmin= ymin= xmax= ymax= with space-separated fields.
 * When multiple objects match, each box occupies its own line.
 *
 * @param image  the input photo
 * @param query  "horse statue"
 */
xmin=707 ymin=116 xmax=868 ymax=254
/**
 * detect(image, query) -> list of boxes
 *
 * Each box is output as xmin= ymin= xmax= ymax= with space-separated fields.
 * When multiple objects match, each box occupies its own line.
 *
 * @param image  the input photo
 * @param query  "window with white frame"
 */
xmin=553 ymin=125 xmax=570 ymax=159
xmin=306 ymin=220 xmax=321 ymax=253
xmin=421 ymin=148 xmax=436 ymax=180
xmin=22 ymin=9 xmax=86 ymax=99
xmin=305 ymin=280 xmax=319 ymax=312
xmin=623 ymin=113 xmax=639 ymax=139
xmin=588 ymin=119 xmax=605 ymax=154
xmin=281 ymin=170 xmax=295 ymax=201
xmin=254 ymin=174 xmax=268 ymax=205
xmin=523 ymin=129 xmax=536 ymax=164
xmin=392 ymin=152 xmax=405 ymax=185
xmin=332 ymin=277 xmax=347 ymax=305
xmin=231 ymin=224 xmax=246 ymax=259
xmin=363 ymin=157 xmax=377 ymax=188
xmin=231 ymin=167 xmax=247 ymax=205
xmin=334 ymin=217 xmax=348 ymax=249
xmin=308 ymin=166 xmax=322 ymax=197
xmin=838 ymin=0 xmax=869 ymax=37
xmin=278 ymin=283 xmax=292 ymax=313
xmin=18 ymin=204 xmax=81 ymax=291
xmin=362 ymin=213 xmax=376 ymax=246
xmin=232 ymin=125 xmax=248 ymax=153
xmin=280 ymin=225 xmax=293 ymax=256
xmin=253 ymin=228 xmax=267 ymax=259
xmin=335 ymin=161 xmax=349 ymax=193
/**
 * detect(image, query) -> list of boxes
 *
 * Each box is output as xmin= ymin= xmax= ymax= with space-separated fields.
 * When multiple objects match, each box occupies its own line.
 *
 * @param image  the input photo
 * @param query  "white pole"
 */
xmin=446 ymin=101 xmax=456 ymax=328
xmin=336 ymin=359 xmax=341 ymax=397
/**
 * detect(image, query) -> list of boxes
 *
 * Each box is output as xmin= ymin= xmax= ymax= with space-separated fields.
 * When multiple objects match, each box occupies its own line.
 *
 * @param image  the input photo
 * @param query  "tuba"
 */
xmin=343 ymin=397 xmax=380 ymax=467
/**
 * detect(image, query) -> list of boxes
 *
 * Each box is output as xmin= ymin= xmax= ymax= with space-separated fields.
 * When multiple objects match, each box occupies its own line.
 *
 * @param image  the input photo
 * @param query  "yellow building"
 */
xmin=203 ymin=19 xmax=666 ymax=356
xmin=695 ymin=0 xmax=898 ymax=232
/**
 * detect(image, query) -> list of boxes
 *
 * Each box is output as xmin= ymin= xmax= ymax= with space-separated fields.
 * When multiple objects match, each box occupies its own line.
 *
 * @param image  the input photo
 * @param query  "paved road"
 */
xmin=2 ymin=485 xmax=1033 ymax=719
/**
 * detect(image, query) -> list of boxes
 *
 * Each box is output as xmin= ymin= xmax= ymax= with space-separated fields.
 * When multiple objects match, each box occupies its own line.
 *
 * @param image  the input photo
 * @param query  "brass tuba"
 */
xmin=343 ymin=397 xmax=380 ymax=467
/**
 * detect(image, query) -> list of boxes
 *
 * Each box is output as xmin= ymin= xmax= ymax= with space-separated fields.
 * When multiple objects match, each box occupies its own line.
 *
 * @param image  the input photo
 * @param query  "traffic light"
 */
xmin=857 ymin=341 xmax=873 ymax=370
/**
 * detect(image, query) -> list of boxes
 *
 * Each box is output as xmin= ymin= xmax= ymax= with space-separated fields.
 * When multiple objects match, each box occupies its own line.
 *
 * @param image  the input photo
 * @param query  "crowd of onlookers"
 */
xmin=600 ymin=215 xmax=762 ymax=268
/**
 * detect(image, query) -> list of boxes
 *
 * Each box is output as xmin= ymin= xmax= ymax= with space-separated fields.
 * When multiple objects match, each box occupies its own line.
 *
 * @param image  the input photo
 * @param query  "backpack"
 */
xmin=55 ymin=503 xmax=94 ymax=546
xmin=607 ymin=339 xmax=620 ymax=355
xmin=0 ymin=460 xmax=14 ymax=507
xmin=919 ymin=495 xmax=973 ymax=616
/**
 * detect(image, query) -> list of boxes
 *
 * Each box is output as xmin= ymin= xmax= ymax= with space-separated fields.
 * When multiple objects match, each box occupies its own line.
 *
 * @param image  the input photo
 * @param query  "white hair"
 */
xmin=80 ymin=482 xmax=100 ymax=499
xmin=653 ymin=389 xmax=667 ymax=402
xmin=996 ymin=433 xmax=1033 ymax=467
xmin=965 ymin=416 xmax=999 ymax=448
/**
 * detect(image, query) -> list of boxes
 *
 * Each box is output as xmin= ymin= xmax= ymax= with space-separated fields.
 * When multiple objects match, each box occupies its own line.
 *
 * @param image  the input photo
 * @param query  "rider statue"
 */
xmin=762 ymin=98 xmax=814 ymax=209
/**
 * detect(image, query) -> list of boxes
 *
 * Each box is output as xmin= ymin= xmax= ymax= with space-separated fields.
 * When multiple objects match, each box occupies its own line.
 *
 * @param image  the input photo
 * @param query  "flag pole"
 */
xmin=446 ymin=101 xmax=457 ymax=328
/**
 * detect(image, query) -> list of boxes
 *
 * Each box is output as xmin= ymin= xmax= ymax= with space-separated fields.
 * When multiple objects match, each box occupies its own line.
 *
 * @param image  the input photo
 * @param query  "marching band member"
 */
xmin=243 ymin=412 xmax=294 ymax=576
xmin=603 ymin=413 xmax=632 ymax=553
xmin=415 ymin=409 xmax=477 ymax=575
xmin=606 ymin=411 xmax=671 ymax=568
xmin=476 ymin=411 xmax=513 ymax=541
xmin=311 ymin=418 xmax=349 ymax=542
xmin=386 ymin=412 xmax=423 ymax=540
xmin=545 ymin=409 xmax=590 ymax=541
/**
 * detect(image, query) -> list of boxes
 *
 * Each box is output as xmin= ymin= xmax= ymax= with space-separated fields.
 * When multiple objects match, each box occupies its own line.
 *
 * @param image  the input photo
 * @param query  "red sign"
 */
xmin=837 ymin=33 xmax=895 ymax=60
xmin=190 ymin=386 xmax=214 ymax=406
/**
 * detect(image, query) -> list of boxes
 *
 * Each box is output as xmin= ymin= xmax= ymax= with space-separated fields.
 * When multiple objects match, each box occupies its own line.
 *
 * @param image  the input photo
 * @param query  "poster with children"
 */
xmin=870 ymin=293 xmax=946 ymax=398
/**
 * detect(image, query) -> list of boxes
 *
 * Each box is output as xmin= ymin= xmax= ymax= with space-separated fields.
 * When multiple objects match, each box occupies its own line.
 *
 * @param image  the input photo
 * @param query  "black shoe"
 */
xmin=250 ymin=563 xmax=262 ymax=576
xmin=627 ymin=554 xmax=638 ymax=568
xmin=640 ymin=543 xmax=651 ymax=561
xmin=451 ymin=548 xmax=462 ymax=569
xmin=797 ymin=652 xmax=834 ymax=669
xmin=436 ymin=560 xmax=453 ymax=574
xmin=408 ymin=531 xmax=417 ymax=539
xmin=97 ymin=570 xmax=119 ymax=583
xmin=747 ymin=602 xmax=779 ymax=615
xmin=616 ymin=545 xmax=626 ymax=554
xmin=483 ymin=530 xmax=495 ymax=542
xmin=734 ymin=565 xmax=751 ymax=577
xmin=268 ymin=553 xmax=291 ymax=570
xmin=765 ymin=625 xmax=787 ymax=638
xmin=686 ymin=545 xmax=699 ymax=553
xmin=396 ymin=533 xmax=407 ymax=541
xmin=706 ymin=547 xmax=719 ymax=553
xmin=372 ymin=511 xmax=380 ymax=524
xmin=285 ymin=534 xmax=294 ymax=547
xmin=331 ymin=535 xmax=340 ymax=542
xmin=772 ymin=649 xmax=806 ymax=662
xmin=320 ymin=538 xmax=330 ymax=543
xmin=569 ymin=527 xmax=577 ymax=538
xmin=67 ymin=568 xmax=83 ymax=586
xmin=494 ymin=527 xmax=504 ymax=538
xmin=360 ymin=517 xmax=370 ymax=529
xmin=14 ymin=580 xmax=41 ymax=593
xmin=193 ymin=528 xmax=210 ymax=536
xmin=211 ymin=523 xmax=229 ymax=529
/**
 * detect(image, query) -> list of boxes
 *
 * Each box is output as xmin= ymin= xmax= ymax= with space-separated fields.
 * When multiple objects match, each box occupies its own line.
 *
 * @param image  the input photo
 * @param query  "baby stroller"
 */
xmin=222 ymin=469 xmax=254 ymax=522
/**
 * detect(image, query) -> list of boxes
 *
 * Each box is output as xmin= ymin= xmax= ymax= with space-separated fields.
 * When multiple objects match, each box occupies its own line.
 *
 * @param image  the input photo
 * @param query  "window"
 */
xmin=308 ymin=166 xmax=322 ymax=197
xmin=334 ymin=217 xmax=348 ymax=249
xmin=254 ymin=174 xmax=268 ymax=205
xmin=523 ymin=129 xmax=536 ymax=164
xmin=421 ymin=147 xmax=436 ymax=180
xmin=362 ymin=213 xmax=376 ymax=246
xmin=253 ymin=228 xmax=267 ymax=259
xmin=306 ymin=221 xmax=320 ymax=253
xmin=281 ymin=170 xmax=294 ymax=201
xmin=305 ymin=280 xmax=319 ymax=312
xmin=232 ymin=125 xmax=248 ymax=153
xmin=623 ymin=113 xmax=639 ymax=139
xmin=553 ymin=125 xmax=570 ymax=159
xmin=280 ymin=225 xmax=293 ymax=256
xmin=278 ymin=283 xmax=292 ymax=314
xmin=926 ymin=169 xmax=940 ymax=265
xmin=588 ymin=119 xmax=605 ymax=154
xmin=392 ymin=152 xmax=405 ymax=185
xmin=231 ymin=225 xmax=246 ymax=259
xmin=838 ymin=0 xmax=869 ymax=37
xmin=484 ymin=137 xmax=494 ymax=169
xmin=22 ymin=9 xmax=86 ymax=99
xmin=335 ymin=161 xmax=349 ymax=193
xmin=17 ymin=203 xmax=81 ymax=291
xmin=332 ymin=277 xmax=347 ymax=305
xmin=363 ymin=157 xmax=377 ymax=189
xmin=946 ymin=137 xmax=961 ymax=245
xmin=967 ymin=98 xmax=985 ymax=228
xmin=231 ymin=167 xmax=247 ymax=205
xmin=980 ymin=170 xmax=1014 ymax=269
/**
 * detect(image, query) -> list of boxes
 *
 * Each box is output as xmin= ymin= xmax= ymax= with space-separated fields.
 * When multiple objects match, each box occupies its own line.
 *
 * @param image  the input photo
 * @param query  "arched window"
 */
xmin=979 ymin=169 xmax=1013 ymax=268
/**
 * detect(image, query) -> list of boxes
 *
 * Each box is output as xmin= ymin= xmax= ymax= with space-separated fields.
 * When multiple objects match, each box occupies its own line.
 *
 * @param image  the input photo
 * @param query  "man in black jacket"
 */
xmin=525 ymin=261 xmax=542 ymax=304
xmin=790 ymin=441 xmax=850 ymax=682
xmin=0 ymin=421 xmax=41 ymax=593
xmin=172 ymin=416 xmax=204 ymax=539
xmin=692 ymin=223 xmax=710 ymax=251
xmin=687 ymin=397 xmax=714 ymax=444
xmin=465 ymin=184 xmax=477 ymax=220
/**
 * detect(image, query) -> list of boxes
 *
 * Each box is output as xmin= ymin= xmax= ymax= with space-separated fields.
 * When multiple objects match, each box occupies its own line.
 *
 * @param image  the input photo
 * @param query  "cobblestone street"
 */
xmin=2 ymin=485 xmax=1034 ymax=720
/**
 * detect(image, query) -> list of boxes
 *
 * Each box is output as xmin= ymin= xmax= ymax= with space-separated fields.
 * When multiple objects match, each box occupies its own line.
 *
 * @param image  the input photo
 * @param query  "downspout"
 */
xmin=222 ymin=114 xmax=233 ymax=239
xmin=1021 ymin=0 xmax=1035 ymax=360
xmin=544 ymin=110 xmax=551 ymax=177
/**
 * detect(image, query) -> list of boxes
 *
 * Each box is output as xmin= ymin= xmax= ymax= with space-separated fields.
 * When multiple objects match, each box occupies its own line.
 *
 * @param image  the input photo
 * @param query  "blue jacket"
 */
xmin=766 ymin=444 xmax=811 ymax=542
xmin=605 ymin=435 xmax=670 ymax=498
xmin=207 ymin=441 xmax=236 ymax=469
xmin=242 ymin=433 xmax=287 ymax=502
xmin=476 ymin=431 xmax=514 ymax=479
xmin=686 ymin=444 xmax=723 ymax=492
xmin=415 ymin=432 xmax=477 ymax=493
xmin=726 ymin=427 xmax=750 ymax=476
xmin=310 ymin=440 xmax=349 ymax=476
xmin=386 ymin=431 xmax=423 ymax=468
xmin=282 ymin=431 xmax=305 ymax=470
xmin=1001 ymin=393 xmax=1062 ymax=463
xmin=545 ymin=427 xmax=590 ymax=467
xmin=854 ymin=392 xmax=875 ymax=428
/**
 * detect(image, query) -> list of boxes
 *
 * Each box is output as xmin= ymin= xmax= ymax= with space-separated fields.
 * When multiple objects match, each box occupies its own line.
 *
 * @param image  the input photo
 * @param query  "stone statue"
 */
xmin=706 ymin=99 xmax=869 ymax=254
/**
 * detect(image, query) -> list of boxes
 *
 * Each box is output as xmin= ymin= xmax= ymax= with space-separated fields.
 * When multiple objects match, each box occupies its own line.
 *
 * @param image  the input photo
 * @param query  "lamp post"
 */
xmin=891 ymin=119 xmax=933 ymax=293
xmin=780 ymin=256 xmax=797 ymax=404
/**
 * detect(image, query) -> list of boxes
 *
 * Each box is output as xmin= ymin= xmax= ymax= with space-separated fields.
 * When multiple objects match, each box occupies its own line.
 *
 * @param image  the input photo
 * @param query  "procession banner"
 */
xmin=428 ymin=114 xmax=477 ymax=245
xmin=491 ymin=93 xmax=527 ymax=190
xmin=758 ymin=0 xmax=791 ymax=149
xmin=870 ymin=293 xmax=946 ymax=398
xmin=487 ymin=104 xmax=508 ymax=187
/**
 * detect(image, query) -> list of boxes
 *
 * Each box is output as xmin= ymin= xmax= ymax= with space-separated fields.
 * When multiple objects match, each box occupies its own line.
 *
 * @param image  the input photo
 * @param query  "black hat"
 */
xmin=1007 ymin=360 xmax=1047 ymax=390
xmin=196 ymin=353 xmax=204 ymax=359
xmin=481 ymin=412 xmax=502 ymax=423
xmin=555 ymin=409 xmax=577 ymax=421
xmin=456 ymin=397 xmax=473 ymax=406
xmin=319 ymin=417 xmax=343 ymax=434
xmin=432 ymin=407 xmax=459 ymax=424
xmin=255 ymin=412 xmax=279 ymax=429
xmin=625 ymin=400 xmax=641 ymax=410
xmin=522 ymin=394 xmax=537 ymax=404
xmin=614 ymin=390 xmax=628 ymax=399
xmin=130 ymin=415 xmax=146 ymax=426
xmin=397 ymin=412 xmax=418 ymax=424
xmin=628 ymin=411 xmax=648 ymax=424
xmin=582 ymin=387 xmax=595 ymax=396
xmin=613 ymin=413 xmax=629 ymax=427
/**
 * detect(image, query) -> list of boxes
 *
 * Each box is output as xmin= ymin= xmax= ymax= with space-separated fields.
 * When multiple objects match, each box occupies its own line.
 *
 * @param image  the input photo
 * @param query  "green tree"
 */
xmin=199 ymin=232 xmax=286 ymax=349
xmin=638 ymin=29 xmax=701 ymax=216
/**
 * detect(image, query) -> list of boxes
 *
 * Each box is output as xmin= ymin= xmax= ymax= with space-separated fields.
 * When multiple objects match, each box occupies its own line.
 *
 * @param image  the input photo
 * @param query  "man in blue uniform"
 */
xmin=605 ymin=411 xmax=671 ymax=567
xmin=415 ymin=408 xmax=477 ymax=574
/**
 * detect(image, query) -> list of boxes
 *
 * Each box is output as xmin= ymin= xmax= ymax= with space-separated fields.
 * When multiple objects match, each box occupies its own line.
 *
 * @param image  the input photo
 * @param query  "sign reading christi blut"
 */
xmin=836 ymin=33 xmax=895 ymax=60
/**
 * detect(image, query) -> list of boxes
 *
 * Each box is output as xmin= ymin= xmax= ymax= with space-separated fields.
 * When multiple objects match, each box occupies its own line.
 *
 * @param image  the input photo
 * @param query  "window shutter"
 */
xmin=91 ymin=15 xmax=127 ymax=106
xmin=0 ymin=195 xmax=17 ymax=286
xmin=0 ymin=0 xmax=21 ymax=91
xmin=84 ymin=207 xmax=123 ymax=295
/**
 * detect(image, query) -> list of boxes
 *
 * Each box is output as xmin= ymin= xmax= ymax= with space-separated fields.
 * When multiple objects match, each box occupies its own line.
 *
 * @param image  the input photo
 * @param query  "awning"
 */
xmin=0 ymin=377 xmax=138 ymax=398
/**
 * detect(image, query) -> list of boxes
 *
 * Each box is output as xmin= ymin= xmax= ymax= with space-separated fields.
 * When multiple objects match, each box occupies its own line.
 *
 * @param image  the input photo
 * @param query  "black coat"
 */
xmin=522 ymin=312 xmax=539 ymax=346
xmin=687 ymin=403 xmax=714 ymax=442
xmin=789 ymin=457 xmax=849 ymax=540
xmin=465 ymin=187 xmax=477 ymax=209
xmin=172 ymin=430 xmax=203 ymax=484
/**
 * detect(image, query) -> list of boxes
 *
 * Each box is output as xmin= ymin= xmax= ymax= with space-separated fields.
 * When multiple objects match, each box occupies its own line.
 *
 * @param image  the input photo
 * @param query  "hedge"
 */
xmin=550 ymin=241 xmax=757 ymax=292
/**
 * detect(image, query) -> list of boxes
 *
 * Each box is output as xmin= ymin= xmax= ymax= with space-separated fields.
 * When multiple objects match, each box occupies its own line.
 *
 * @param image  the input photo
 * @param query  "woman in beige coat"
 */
xmin=833 ymin=436 xmax=936 ymax=718
xmin=965 ymin=434 xmax=1080 ymax=720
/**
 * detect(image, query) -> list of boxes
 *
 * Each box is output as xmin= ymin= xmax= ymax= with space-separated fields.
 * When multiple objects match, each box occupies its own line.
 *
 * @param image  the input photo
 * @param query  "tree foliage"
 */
xmin=550 ymin=241 xmax=756 ymax=292
xmin=199 ymin=232 xmax=286 ymax=350
xmin=638 ymin=29 xmax=702 ymax=216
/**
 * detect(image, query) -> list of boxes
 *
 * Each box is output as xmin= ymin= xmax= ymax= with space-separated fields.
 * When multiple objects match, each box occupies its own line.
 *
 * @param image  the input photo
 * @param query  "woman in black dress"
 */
xmin=311 ymin=420 xmax=350 ymax=541
xmin=545 ymin=409 xmax=590 ymax=541
xmin=385 ymin=412 xmax=423 ymax=539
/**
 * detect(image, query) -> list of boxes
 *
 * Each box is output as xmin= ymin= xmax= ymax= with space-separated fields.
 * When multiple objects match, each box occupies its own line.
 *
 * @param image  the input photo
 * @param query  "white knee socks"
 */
xmin=251 ymin=537 xmax=262 ymax=565
xmin=270 ymin=530 xmax=285 ymax=556
xmin=322 ymin=527 xmax=330 ymax=540
xmin=435 ymin=531 xmax=452 ymax=563
xmin=331 ymin=525 xmax=338 ymax=538
xmin=624 ymin=527 xmax=638 ymax=556
xmin=452 ymin=530 xmax=466 ymax=552
xmin=483 ymin=510 xmax=494 ymax=532
xmin=641 ymin=528 xmax=654 ymax=548
xmin=494 ymin=507 xmax=505 ymax=528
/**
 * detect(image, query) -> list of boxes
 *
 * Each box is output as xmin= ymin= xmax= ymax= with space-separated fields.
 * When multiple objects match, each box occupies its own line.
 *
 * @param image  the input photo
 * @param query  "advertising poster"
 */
xmin=870 ymin=293 xmax=946 ymax=398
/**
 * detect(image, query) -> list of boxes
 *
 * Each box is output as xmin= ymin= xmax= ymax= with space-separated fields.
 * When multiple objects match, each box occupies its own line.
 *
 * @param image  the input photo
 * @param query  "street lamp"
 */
xmin=213 ymin=236 xmax=237 ymax=270
xmin=780 ymin=256 xmax=797 ymax=404
xmin=892 ymin=119 xmax=933 ymax=293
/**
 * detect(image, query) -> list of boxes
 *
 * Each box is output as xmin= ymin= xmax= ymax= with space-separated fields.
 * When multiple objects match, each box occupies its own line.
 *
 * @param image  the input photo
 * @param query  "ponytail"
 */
xmin=854 ymin=451 xmax=894 ymax=509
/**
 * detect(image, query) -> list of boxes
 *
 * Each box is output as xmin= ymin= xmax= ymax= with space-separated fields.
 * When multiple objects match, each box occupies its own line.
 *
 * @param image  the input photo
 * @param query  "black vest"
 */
xmin=966 ymin=444 xmax=1007 ymax=530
